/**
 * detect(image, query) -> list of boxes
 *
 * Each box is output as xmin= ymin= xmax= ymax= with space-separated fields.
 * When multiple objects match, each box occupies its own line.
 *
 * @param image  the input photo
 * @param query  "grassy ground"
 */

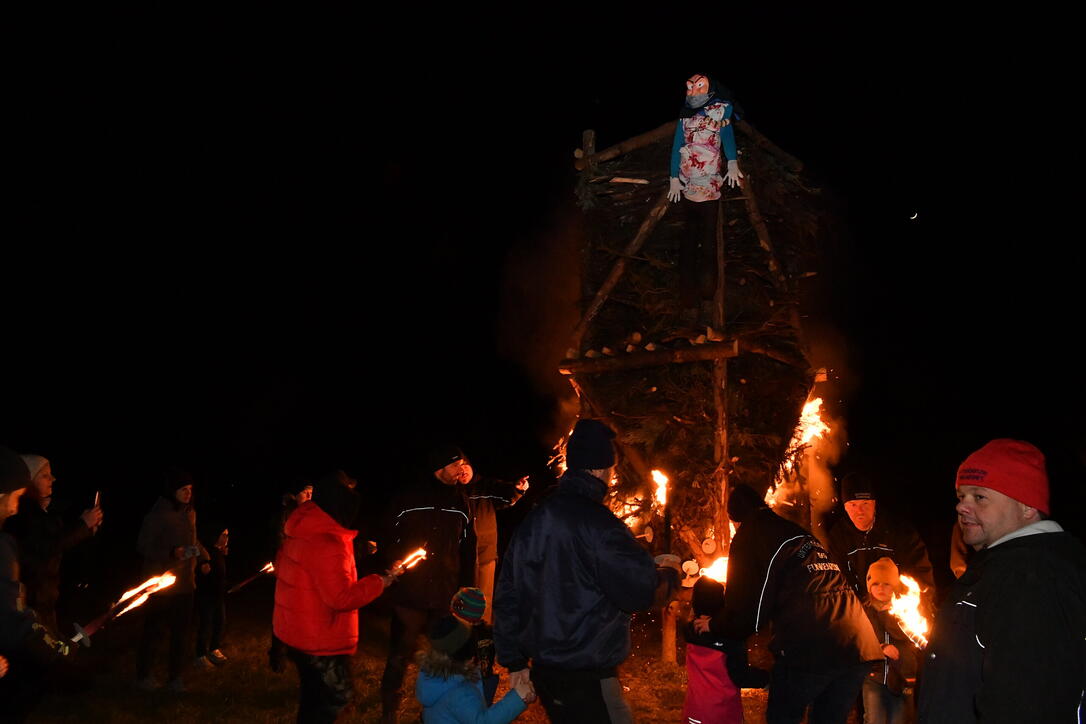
xmin=31 ymin=581 xmax=856 ymax=722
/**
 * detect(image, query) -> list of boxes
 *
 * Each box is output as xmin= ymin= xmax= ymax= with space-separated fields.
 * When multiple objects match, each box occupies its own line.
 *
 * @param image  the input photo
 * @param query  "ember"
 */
xmin=890 ymin=574 xmax=929 ymax=648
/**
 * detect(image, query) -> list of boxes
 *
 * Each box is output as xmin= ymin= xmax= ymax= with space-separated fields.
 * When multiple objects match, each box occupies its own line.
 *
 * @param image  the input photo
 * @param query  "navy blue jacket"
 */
xmin=493 ymin=470 xmax=658 ymax=673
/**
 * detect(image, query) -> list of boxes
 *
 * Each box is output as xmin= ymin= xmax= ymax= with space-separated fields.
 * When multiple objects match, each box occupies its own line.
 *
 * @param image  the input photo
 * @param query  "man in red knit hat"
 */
xmin=917 ymin=439 xmax=1086 ymax=724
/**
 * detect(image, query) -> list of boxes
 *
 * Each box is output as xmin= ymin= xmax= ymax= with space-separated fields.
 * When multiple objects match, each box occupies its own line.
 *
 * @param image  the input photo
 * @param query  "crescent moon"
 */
xmin=910 ymin=212 xmax=918 ymax=220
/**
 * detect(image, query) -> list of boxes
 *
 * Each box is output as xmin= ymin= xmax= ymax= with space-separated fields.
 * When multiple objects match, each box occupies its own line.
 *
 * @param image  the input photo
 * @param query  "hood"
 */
xmin=559 ymin=469 xmax=608 ymax=503
xmin=416 ymin=671 xmax=470 ymax=708
xmin=150 ymin=495 xmax=190 ymax=516
xmin=312 ymin=470 xmax=361 ymax=529
xmin=284 ymin=500 xmax=356 ymax=545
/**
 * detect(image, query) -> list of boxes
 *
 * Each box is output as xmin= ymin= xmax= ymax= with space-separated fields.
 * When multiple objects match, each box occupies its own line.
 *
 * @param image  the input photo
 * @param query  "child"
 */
xmin=450 ymin=586 xmax=500 ymax=704
xmin=862 ymin=557 xmax=918 ymax=724
xmin=685 ymin=576 xmax=768 ymax=724
xmin=416 ymin=614 xmax=533 ymax=723
xmin=195 ymin=525 xmax=229 ymax=669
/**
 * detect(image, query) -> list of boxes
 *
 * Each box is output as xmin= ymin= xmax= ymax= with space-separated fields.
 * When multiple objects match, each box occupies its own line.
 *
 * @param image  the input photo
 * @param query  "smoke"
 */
xmin=496 ymin=204 xmax=584 ymax=446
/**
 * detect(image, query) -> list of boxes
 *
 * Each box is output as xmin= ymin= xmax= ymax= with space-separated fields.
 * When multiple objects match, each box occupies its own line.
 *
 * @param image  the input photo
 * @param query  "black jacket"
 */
xmin=917 ymin=526 xmax=1086 ymax=724
xmin=863 ymin=603 xmax=918 ymax=695
xmin=384 ymin=475 xmax=475 ymax=610
xmin=463 ymin=476 xmax=523 ymax=565
xmin=493 ymin=470 xmax=658 ymax=673
xmin=827 ymin=512 xmax=935 ymax=604
xmin=713 ymin=507 xmax=883 ymax=670
xmin=3 ymin=497 xmax=92 ymax=613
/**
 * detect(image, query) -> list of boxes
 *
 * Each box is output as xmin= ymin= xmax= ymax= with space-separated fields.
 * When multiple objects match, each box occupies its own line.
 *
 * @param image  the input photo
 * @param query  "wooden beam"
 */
xmin=735 ymin=120 xmax=804 ymax=174
xmin=560 ymin=340 xmax=739 ymax=375
xmin=574 ymin=121 xmax=676 ymax=171
xmin=569 ymin=189 xmax=671 ymax=350
xmin=740 ymin=175 xmax=787 ymax=287
xmin=574 ymin=119 xmax=803 ymax=175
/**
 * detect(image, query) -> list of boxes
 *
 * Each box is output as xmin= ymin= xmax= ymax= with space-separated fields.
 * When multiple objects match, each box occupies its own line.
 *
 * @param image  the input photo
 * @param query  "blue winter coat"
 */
xmin=416 ymin=670 xmax=526 ymax=724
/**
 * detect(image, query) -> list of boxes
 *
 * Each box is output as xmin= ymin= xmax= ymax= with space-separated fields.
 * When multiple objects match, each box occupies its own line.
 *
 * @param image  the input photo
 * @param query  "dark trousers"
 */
xmin=530 ymin=667 xmax=633 ymax=724
xmin=380 ymin=605 xmax=443 ymax=718
xmin=766 ymin=662 xmax=870 ymax=724
xmin=287 ymin=648 xmax=354 ymax=724
xmin=678 ymin=197 xmax=720 ymax=308
xmin=195 ymin=593 xmax=225 ymax=656
xmin=136 ymin=592 xmax=193 ymax=681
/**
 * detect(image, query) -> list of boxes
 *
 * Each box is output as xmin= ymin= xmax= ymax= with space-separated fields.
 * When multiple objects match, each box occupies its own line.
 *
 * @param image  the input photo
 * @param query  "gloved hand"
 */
xmin=724 ymin=160 xmax=743 ymax=188
xmin=668 ymin=177 xmax=683 ymax=202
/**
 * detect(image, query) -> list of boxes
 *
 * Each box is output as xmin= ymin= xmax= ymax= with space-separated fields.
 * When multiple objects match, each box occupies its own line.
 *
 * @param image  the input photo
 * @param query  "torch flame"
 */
xmin=700 ymin=557 xmax=729 ymax=582
xmin=262 ymin=562 xmax=275 ymax=573
xmin=651 ymin=469 xmax=668 ymax=507
xmin=889 ymin=574 xmax=929 ymax=648
xmin=115 ymin=573 xmax=177 ymax=618
xmin=401 ymin=548 xmax=428 ymax=570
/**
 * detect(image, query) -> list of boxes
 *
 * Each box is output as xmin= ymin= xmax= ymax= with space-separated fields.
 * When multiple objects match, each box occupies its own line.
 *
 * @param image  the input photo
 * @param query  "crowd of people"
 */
xmin=1 ymin=429 xmax=1084 ymax=724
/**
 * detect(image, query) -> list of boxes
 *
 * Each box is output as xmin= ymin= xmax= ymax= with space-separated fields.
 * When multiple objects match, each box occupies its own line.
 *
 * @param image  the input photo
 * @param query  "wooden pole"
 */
xmin=569 ymin=190 xmax=671 ymax=351
xmin=739 ymin=175 xmax=787 ymax=287
xmin=712 ymin=196 xmax=731 ymax=551
xmin=574 ymin=121 xmax=676 ymax=171
xmin=574 ymin=118 xmax=804 ymax=175
xmin=661 ymin=599 xmax=679 ymax=664
xmin=559 ymin=340 xmax=738 ymax=375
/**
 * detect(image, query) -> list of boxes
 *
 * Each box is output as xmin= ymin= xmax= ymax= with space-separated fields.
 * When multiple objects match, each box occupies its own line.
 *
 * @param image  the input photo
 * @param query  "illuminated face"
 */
xmin=686 ymin=74 xmax=710 ymax=97
xmin=436 ymin=459 xmax=472 ymax=486
xmin=844 ymin=499 xmax=876 ymax=531
xmin=0 ymin=488 xmax=26 ymax=519
xmin=32 ymin=462 xmax=56 ymax=499
xmin=174 ymin=485 xmax=193 ymax=505
xmin=868 ymin=578 xmax=895 ymax=604
xmin=297 ymin=486 xmax=313 ymax=504
xmin=956 ymin=484 xmax=1033 ymax=549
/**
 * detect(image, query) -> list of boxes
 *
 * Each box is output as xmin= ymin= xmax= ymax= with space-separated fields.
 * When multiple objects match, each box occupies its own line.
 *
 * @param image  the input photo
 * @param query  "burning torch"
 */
xmin=70 ymin=572 xmax=178 ymax=647
xmin=889 ymin=574 xmax=930 ymax=648
xmin=228 ymin=562 xmax=275 ymax=594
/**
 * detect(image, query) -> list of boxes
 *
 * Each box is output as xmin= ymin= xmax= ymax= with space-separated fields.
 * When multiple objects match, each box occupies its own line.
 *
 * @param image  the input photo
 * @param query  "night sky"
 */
xmin=4 ymin=10 xmax=1083 ymax=578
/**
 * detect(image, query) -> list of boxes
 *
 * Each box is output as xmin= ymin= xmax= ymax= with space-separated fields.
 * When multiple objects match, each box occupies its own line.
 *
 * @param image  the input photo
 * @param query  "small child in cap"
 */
xmin=416 ymin=614 xmax=533 ymax=723
xmin=450 ymin=586 xmax=499 ymax=704
xmin=684 ymin=575 xmax=768 ymax=724
xmin=863 ymin=557 xmax=918 ymax=724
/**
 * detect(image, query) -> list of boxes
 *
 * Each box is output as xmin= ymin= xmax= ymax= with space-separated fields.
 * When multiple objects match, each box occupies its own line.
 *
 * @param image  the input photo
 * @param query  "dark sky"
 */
xmin=4 ymin=10 xmax=1083 ymax=563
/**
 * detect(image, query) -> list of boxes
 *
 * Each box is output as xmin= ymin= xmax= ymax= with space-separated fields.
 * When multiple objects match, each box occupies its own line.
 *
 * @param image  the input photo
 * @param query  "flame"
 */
xmin=728 ymin=521 xmax=737 ymax=539
xmin=700 ymin=557 xmax=729 ymax=582
xmin=889 ymin=574 xmax=929 ymax=648
xmin=651 ymin=469 xmax=668 ymax=507
xmin=401 ymin=548 xmax=428 ymax=570
xmin=115 ymin=573 xmax=177 ymax=618
xmin=795 ymin=398 xmax=831 ymax=446
xmin=261 ymin=562 xmax=275 ymax=573
xmin=764 ymin=486 xmax=780 ymax=507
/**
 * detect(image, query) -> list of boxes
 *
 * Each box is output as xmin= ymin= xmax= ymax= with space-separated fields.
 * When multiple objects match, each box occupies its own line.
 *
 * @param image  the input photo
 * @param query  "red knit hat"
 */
xmin=956 ymin=439 xmax=1049 ymax=514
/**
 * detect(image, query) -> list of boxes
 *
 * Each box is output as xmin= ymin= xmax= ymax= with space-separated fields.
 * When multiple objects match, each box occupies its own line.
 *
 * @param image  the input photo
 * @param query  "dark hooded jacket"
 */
xmin=137 ymin=494 xmax=207 ymax=594
xmin=712 ymin=489 xmax=883 ymax=670
xmin=917 ymin=527 xmax=1086 ymax=724
xmin=3 ymin=496 xmax=92 ymax=616
xmin=493 ymin=469 xmax=659 ymax=673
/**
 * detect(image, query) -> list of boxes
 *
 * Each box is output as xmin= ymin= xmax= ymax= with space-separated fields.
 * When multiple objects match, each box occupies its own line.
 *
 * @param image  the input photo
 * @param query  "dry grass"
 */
xmin=31 ymin=585 xmax=856 ymax=722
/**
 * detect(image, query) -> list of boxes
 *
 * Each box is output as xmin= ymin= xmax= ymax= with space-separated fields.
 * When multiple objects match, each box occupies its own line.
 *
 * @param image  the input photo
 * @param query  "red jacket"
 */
xmin=273 ymin=501 xmax=384 ymax=655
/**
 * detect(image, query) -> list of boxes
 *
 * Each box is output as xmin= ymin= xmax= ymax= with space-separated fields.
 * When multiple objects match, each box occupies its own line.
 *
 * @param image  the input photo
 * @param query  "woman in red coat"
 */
xmin=274 ymin=471 xmax=395 ymax=723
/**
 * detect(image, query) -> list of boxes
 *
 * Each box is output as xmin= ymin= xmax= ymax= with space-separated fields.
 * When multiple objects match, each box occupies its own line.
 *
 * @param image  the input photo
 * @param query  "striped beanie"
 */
xmin=451 ymin=587 xmax=487 ymax=624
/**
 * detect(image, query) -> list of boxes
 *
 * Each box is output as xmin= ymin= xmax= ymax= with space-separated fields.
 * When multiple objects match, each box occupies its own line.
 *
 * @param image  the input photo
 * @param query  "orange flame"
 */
xmin=651 ymin=469 xmax=668 ymax=507
xmin=115 ymin=573 xmax=177 ymax=618
xmin=889 ymin=574 xmax=929 ymax=648
xmin=795 ymin=398 xmax=831 ymax=447
xmin=401 ymin=548 xmax=428 ymax=570
xmin=262 ymin=562 xmax=275 ymax=574
xmin=700 ymin=557 xmax=729 ymax=582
